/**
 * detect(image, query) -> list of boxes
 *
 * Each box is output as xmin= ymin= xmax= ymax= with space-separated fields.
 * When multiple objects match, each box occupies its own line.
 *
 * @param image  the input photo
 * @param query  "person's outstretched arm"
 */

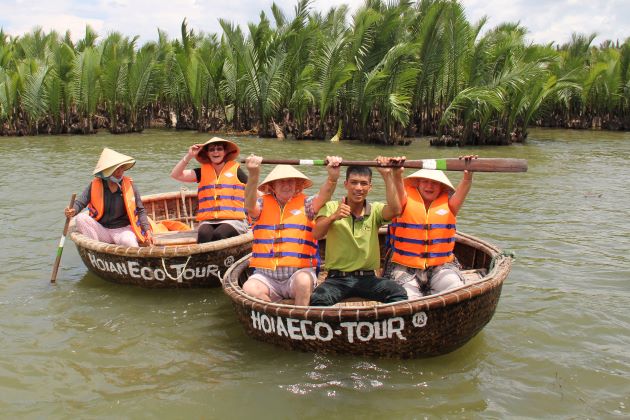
xmin=311 ymin=156 xmax=342 ymax=213
xmin=377 ymin=156 xmax=405 ymax=221
xmin=244 ymin=155 xmax=263 ymax=220
xmin=449 ymin=155 xmax=476 ymax=216
xmin=171 ymin=144 xmax=201 ymax=182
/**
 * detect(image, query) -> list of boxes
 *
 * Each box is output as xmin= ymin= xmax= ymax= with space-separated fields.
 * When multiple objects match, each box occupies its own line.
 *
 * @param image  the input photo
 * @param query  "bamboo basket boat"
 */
xmin=222 ymin=230 xmax=512 ymax=357
xmin=69 ymin=189 xmax=253 ymax=288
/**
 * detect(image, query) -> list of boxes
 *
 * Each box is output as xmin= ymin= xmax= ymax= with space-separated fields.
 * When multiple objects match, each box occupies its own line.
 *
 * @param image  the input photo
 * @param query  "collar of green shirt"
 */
xmin=349 ymin=199 xmax=371 ymax=221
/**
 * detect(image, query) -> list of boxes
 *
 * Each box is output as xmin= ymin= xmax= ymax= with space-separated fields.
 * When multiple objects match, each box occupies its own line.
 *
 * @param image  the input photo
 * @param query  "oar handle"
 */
xmin=51 ymin=193 xmax=77 ymax=284
xmin=240 ymin=158 xmax=527 ymax=173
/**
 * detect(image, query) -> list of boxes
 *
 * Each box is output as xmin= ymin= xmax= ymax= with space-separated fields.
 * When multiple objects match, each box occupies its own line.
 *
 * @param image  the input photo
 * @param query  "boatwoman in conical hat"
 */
xmin=64 ymin=148 xmax=153 ymax=247
xmin=170 ymin=137 xmax=248 ymax=243
xmin=241 ymin=154 xmax=342 ymax=306
xmin=386 ymin=155 xmax=477 ymax=298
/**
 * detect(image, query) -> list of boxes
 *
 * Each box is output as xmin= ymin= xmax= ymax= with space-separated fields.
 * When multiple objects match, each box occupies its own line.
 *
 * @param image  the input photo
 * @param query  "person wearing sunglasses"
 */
xmin=170 ymin=137 xmax=248 ymax=243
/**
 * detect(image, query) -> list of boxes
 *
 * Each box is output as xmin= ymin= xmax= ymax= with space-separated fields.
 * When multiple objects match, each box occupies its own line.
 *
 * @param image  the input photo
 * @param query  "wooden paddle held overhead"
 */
xmin=241 ymin=157 xmax=527 ymax=173
xmin=51 ymin=193 xmax=76 ymax=284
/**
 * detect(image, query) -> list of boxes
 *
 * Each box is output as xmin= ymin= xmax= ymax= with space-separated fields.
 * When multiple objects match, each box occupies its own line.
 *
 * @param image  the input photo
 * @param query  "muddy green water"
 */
xmin=0 ymin=128 xmax=628 ymax=418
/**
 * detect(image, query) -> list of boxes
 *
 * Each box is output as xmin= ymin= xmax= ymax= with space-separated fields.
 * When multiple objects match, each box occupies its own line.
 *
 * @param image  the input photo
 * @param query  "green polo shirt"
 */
xmin=316 ymin=200 xmax=388 ymax=272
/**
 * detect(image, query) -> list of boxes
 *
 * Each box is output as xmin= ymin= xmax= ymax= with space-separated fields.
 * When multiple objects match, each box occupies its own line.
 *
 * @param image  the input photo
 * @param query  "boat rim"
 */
xmin=221 ymin=231 xmax=512 ymax=317
xmin=68 ymin=220 xmax=253 ymax=258
xmin=67 ymin=188 xmax=253 ymax=257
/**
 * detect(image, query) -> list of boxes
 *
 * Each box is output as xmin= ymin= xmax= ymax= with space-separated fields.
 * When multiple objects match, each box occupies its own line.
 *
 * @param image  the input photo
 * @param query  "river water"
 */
xmin=1 ymin=128 xmax=628 ymax=418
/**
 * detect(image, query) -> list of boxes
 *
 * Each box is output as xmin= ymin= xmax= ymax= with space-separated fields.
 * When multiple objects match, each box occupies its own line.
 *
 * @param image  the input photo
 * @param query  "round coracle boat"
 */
xmin=222 ymin=230 xmax=512 ymax=358
xmin=69 ymin=189 xmax=253 ymax=288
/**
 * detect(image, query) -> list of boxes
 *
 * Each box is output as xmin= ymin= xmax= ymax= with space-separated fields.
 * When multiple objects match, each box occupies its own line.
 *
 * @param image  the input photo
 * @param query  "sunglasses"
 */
xmin=206 ymin=146 xmax=225 ymax=152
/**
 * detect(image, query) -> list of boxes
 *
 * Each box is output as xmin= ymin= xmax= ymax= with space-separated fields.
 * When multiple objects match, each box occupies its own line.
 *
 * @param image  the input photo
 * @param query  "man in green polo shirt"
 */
xmin=309 ymin=157 xmax=408 ymax=306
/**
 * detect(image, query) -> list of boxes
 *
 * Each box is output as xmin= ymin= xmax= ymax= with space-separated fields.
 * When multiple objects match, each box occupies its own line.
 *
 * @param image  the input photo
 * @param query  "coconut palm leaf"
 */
xmin=15 ymin=27 xmax=50 ymax=61
xmin=275 ymin=0 xmax=314 ymax=113
xmin=70 ymin=46 xmax=102 ymax=130
xmin=75 ymin=25 xmax=99 ymax=52
xmin=0 ymin=69 xmax=18 ymax=124
xmin=21 ymin=60 xmax=50 ymax=132
xmin=523 ymin=75 xmax=580 ymax=128
xmin=582 ymin=50 xmax=621 ymax=113
xmin=162 ymin=49 xmax=186 ymax=112
xmin=219 ymin=19 xmax=248 ymax=129
xmin=195 ymin=36 xmax=225 ymax=123
xmin=99 ymin=33 xmax=136 ymax=127
xmin=127 ymin=46 xmax=159 ymax=129
xmin=288 ymin=64 xmax=316 ymax=127
xmin=44 ymin=37 xmax=75 ymax=131
xmin=441 ymin=86 xmax=504 ymax=126
xmin=242 ymin=39 xmax=288 ymax=131
xmin=343 ymin=4 xmax=383 ymax=128
xmin=100 ymin=56 xmax=128 ymax=128
xmin=313 ymin=32 xmax=356 ymax=123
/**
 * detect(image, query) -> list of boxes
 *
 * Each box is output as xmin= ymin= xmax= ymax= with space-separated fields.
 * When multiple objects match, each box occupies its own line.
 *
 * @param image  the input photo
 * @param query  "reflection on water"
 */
xmin=0 ymin=128 xmax=628 ymax=417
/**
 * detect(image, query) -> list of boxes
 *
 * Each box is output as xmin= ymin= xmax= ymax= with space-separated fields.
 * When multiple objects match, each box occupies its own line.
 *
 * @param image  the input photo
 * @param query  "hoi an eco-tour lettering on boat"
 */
xmin=249 ymin=310 xmax=428 ymax=343
xmin=86 ymin=252 xmax=233 ymax=282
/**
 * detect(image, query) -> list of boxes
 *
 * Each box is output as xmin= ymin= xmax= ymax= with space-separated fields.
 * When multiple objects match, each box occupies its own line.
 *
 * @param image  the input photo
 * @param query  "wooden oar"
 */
xmin=51 ymin=193 xmax=76 ymax=284
xmin=240 ymin=158 xmax=527 ymax=172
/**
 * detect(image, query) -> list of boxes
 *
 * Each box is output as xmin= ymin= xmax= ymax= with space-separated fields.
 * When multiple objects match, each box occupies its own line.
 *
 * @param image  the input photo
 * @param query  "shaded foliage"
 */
xmin=1 ymin=0 xmax=629 ymax=144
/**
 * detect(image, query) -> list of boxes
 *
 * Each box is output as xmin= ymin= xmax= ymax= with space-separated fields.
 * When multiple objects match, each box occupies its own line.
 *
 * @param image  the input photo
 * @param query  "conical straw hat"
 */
xmin=93 ymin=148 xmax=136 ymax=177
xmin=404 ymin=169 xmax=454 ymax=193
xmin=195 ymin=137 xmax=240 ymax=164
xmin=258 ymin=165 xmax=313 ymax=193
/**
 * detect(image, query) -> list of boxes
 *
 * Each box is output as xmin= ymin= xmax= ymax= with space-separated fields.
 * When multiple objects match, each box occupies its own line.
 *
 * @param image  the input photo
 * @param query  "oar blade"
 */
xmin=51 ymin=193 xmax=77 ymax=284
xmin=441 ymin=158 xmax=528 ymax=173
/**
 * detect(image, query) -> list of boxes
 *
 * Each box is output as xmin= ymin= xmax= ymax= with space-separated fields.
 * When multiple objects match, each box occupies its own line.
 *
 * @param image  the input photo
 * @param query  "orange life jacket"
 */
xmin=148 ymin=218 xmax=192 ymax=234
xmin=250 ymin=193 xmax=318 ymax=270
xmin=87 ymin=177 xmax=149 ymax=244
xmin=196 ymin=161 xmax=246 ymax=221
xmin=389 ymin=187 xmax=456 ymax=268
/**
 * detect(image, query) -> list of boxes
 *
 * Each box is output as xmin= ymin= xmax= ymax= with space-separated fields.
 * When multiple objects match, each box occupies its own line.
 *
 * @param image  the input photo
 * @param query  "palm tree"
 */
xmin=0 ymin=67 xmax=19 ymax=133
xmin=70 ymin=46 xmax=102 ymax=133
xmin=75 ymin=25 xmax=99 ymax=52
xmin=618 ymin=38 xmax=630 ymax=122
xmin=2 ymin=1 xmax=630 ymax=139
xmin=126 ymin=44 xmax=160 ymax=131
xmin=552 ymin=33 xmax=597 ymax=124
xmin=406 ymin=0 xmax=451 ymax=136
xmin=269 ymin=0 xmax=314 ymax=137
xmin=18 ymin=59 xmax=50 ymax=134
xmin=100 ymin=32 xmax=133 ymax=132
xmin=582 ymin=48 xmax=622 ymax=121
xmin=219 ymin=20 xmax=250 ymax=131
xmin=311 ymin=12 xmax=356 ymax=138
xmin=240 ymin=14 xmax=288 ymax=137
xmin=44 ymin=31 xmax=75 ymax=133
xmin=196 ymin=35 xmax=226 ymax=131
xmin=162 ymin=19 xmax=210 ymax=130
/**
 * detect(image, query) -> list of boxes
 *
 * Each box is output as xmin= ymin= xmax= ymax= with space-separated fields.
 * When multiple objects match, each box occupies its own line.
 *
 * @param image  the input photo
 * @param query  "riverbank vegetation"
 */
xmin=1 ymin=0 xmax=629 ymax=145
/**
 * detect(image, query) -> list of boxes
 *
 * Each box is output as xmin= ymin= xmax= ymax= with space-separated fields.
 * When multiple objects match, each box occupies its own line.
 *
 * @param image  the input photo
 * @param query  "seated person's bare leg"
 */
xmin=242 ymin=277 xmax=272 ymax=302
xmin=291 ymin=271 xmax=314 ymax=306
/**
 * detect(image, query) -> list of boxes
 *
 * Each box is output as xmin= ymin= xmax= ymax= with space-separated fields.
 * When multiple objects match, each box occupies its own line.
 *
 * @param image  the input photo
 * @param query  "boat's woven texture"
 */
xmin=69 ymin=190 xmax=253 ymax=288
xmin=222 ymin=231 xmax=512 ymax=357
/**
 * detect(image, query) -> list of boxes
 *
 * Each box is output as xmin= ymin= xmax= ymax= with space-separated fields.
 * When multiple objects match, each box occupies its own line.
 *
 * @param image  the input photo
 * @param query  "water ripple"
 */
xmin=1 ymin=128 xmax=629 ymax=417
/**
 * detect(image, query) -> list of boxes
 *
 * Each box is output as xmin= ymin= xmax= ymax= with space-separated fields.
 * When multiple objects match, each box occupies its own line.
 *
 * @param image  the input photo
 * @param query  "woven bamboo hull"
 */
xmin=69 ymin=190 xmax=253 ymax=288
xmin=222 ymin=231 xmax=512 ymax=357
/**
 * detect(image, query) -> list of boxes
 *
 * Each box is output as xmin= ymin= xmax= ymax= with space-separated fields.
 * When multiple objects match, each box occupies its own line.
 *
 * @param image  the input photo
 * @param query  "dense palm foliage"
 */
xmin=1 ymin=0 xmax=629 ymax=145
